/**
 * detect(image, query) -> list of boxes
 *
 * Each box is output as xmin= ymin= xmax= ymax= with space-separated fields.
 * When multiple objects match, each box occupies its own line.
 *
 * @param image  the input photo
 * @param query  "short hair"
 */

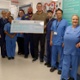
xmin=56 ymin=8 xmax=63 ymax=14
xmin=1 ymin=10 xmax=6 ymax=14
xmin=8 ymin=16 xmax=14 ymax=20
xmin=47 ymin=10 xmax=53 ymax=14
xmin=37 ymin=2 xmax=42 ymax=6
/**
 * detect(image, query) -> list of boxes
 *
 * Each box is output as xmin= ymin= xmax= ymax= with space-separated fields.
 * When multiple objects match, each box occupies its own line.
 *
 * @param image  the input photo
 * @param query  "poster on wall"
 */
xmin=11 ymin=0 xmax=19 ymax=5
xmin=43 ymin=1 xmax=62 ymax=17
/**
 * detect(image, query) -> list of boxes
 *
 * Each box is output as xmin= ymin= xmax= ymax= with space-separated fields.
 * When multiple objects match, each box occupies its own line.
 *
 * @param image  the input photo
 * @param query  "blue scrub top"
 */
xmin=64 ymin=25 xmax=80 ymax=55
xmin=4 ymin=23 xmax=17 ymax=41
xmin=51 ymin=19 xmax=68 ymax=45
xmin=16 ymin=17 xmax=24 ymax=38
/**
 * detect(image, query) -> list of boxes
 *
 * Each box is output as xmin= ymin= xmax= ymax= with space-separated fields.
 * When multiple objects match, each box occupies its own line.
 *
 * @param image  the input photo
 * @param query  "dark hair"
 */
xmin=37 ymin=2 xmax=42 ymax=6
xmin=47 ymin=10 xmax=53 ymax=14
xmin=56 ymin=8 xmax=63 ymax=14
xmin=8 ymin=16 xmax=14 ymax=21
xmin=18 ymin=9 xmax=25 ymax=17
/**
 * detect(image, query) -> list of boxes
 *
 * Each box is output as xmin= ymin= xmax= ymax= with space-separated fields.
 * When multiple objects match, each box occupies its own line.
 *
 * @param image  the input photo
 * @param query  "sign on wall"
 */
xmin=63 ymin=0 xmax=80 ymax=24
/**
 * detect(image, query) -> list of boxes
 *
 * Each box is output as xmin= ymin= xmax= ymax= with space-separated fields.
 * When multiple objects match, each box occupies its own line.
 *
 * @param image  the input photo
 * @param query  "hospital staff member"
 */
xmin=44 ymin=10 xmax=55 ymax=67
xmin=61 ymin=15 xmax=80 ymax=80
xmin=16 ymin=9 xmax=25 ymax=55
xmin=50 ymin=8 xmax=68 ymax=74
xmin=4 ymin=16 xmax=17 ymax=60
xmin=0 ymin=11 xmax=8 ymax=58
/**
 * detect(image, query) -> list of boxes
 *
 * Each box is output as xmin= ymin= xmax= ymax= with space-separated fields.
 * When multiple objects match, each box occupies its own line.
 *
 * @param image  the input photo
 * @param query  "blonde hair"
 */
xmin=72 ymin=15 xmax=79 ymax=20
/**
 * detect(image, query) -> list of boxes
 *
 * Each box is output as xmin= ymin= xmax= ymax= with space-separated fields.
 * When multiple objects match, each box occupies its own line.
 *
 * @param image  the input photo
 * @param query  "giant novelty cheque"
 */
xmin=11 ymin=20 xmax=44 ymax=34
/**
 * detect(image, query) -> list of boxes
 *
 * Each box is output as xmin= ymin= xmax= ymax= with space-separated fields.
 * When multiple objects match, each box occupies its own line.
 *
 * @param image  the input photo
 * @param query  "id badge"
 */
xmin=54 ymin=32 xmax=57 ymax=35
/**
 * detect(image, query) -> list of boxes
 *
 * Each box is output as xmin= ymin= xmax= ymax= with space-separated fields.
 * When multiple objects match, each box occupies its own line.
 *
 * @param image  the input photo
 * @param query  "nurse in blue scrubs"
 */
xmin=61 ymin=15 xmax=80 ymax=80
xmin=4 ymin=16 xmax=17 ymax=60
xmin=50 ymin=8 xmax=68 ymax=74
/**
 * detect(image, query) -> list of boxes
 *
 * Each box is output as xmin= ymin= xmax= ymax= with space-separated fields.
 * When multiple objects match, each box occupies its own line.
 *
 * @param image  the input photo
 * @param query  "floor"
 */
xmin=0 ymin=44 xmax=80 ymax=80
xmin=0 ymin=46 xmax=61 ymax=80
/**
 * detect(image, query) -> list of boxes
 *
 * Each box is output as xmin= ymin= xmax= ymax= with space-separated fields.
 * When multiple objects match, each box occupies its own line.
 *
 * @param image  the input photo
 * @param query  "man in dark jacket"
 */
xmin=0 ymin=10 xmax=8 ymax=58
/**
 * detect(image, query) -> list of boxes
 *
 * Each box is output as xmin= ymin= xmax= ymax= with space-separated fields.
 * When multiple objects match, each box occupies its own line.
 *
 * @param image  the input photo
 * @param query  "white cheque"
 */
xmin=11 ymin=20 xmax=44 ymax=33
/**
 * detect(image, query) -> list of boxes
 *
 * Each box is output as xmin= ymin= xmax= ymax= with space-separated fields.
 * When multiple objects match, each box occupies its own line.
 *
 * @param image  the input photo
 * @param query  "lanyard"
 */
xmin=56 ymin=19 xmax=62 ymax=29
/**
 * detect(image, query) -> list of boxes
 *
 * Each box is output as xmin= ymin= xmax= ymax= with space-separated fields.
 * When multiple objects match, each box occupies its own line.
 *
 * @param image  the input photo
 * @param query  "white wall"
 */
xmin=0 ymin=1 xmax=11 ymax=10
xmin=19 ymin=0 xmax=53 ymax=13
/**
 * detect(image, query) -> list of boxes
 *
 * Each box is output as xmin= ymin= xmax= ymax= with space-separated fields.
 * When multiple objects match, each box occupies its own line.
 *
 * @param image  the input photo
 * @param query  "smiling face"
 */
xmin=72 ymin=15 xmax=79 ymax=27
xmin=1 ymin=11 xmax=6 ymax=18
xmin=56 ymin=10 xmax=63 ymax=20
xmin=47 ymin=12 xmax=53 ymax=19
xmin=19 ymin=11 xmax=24 ymax=17
xmin=8 ymin=16 xmax=13 ymax=23
xmin=36 ymin=3 xmax=43 ymax=12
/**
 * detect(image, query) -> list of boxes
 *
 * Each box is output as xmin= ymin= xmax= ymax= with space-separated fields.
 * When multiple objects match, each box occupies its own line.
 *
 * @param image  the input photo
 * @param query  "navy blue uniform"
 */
xmin=16 ymin=17 xmax=24 ymax=54
xmin=0 ymin=18 xmax=8 ymax=57
xmin=46 ymin=18 xmax=55 ymax=65
xmin=22 ymin=14 xmax=34 ymax=58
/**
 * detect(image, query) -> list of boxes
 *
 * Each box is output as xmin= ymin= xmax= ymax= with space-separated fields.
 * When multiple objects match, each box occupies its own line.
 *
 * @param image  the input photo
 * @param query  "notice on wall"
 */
xmin=63 ymin=0 xmax=80 ymax=24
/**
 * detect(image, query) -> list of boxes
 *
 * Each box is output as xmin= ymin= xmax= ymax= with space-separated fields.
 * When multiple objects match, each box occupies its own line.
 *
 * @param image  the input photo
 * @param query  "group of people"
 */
xmin=0 ymin=2 xmax=80 ymax=80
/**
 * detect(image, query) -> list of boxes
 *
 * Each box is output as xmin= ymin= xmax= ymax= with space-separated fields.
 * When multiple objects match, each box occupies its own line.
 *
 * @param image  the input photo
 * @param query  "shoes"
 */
xmin=50 ymin=67 xmax=57 ymax=72
xmin=11 ymin=57 xmax=14 ymax=59
xmin=24 ymin=56 xmax=28 ymax=58
xmin=32 ymin=58 xmax=38 ymax=61
xmin=8 ymin=57 xmax=12 ymax=60
xmin=68 ymin=77 xmax=74 ymax=80
xmin=58 ymin=70 xmax=62 ymax=75
xmin=40 ymin=59 xmax=44 ymax=62
xmin=47 ymin=64 xmax=51 ymax=67
xmin=44 ymin=62 xmax=48 ymax=65
xmin=2 ymin=56 xmax=5 ymax=58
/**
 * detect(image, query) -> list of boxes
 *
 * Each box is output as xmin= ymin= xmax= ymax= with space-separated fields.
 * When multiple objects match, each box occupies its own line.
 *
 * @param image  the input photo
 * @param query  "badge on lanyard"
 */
xmin=54 ymin=32 xmax=57 ymax=35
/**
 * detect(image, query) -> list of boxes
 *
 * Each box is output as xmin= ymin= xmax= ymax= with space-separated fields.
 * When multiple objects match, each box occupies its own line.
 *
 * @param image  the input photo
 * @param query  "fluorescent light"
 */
xmin=52 ymin=0 xmax=58 ymax=1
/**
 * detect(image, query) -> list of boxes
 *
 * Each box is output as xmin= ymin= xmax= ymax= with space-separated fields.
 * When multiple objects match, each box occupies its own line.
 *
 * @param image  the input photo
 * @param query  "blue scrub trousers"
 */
xmin=6 ymin=39 xmax=16 ymax=57
xmin=51 ymin=45 xmax=63 ymax=70
xmin=61 ymin=55 xmax=78 ymax=80
xmin=46 ymin=40 xmax=51 ymax=64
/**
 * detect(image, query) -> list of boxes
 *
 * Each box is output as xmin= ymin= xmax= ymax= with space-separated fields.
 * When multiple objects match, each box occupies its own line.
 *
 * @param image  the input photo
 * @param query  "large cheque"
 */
xmin=11 ymin=20 xmax=44 ymax=33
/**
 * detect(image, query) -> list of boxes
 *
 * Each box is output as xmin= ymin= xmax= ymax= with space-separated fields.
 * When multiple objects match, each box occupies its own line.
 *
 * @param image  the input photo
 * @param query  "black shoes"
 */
xmin=58 ymin=70 xmax=62 ymax=75
xmin=68 ymin=77 xmax=74 ymax=80
xmin=8 ymin=57 xmax=15 ymax=60
xmin=2 ymin=56 xmax=6 ymax=58
xmin=32 ymin=58 xmax=38 ymax=61
xmin=50 ymin=67 xmax=57 ymax=72
xmin=8 ymin=57 xmax=12 ymax=60
xmin=11 ymin=57 xmax=14 ymax=59
xmin=44 ymin=62 xmax=51 ymax=67
xmin=44 ymin=62 xmax=48 ymax=65
xmin=24 ymin=55 xmax=28 ymax=58
xmin=40 ymin=59 xmax=44 ymax=62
